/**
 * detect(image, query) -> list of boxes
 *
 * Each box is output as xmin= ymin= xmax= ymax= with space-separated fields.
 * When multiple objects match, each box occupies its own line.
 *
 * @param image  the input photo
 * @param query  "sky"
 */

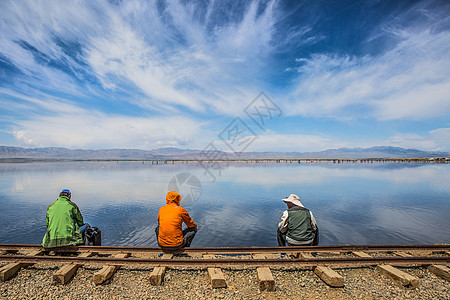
xmin=0 ymin=0 xmax=449 ymax=153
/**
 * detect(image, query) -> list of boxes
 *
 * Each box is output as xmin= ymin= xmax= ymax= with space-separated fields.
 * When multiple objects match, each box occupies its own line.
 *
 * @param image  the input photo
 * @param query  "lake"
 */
xmin=0 ymin=160 xmax=449 ymax=247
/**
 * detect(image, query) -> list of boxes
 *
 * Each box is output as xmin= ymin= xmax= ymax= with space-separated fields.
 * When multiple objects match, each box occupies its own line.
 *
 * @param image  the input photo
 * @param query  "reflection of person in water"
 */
xmin=277 ymin=194 xmax=319 ymax=246
xmin=155 ymin=191 xmax=197 ymax=250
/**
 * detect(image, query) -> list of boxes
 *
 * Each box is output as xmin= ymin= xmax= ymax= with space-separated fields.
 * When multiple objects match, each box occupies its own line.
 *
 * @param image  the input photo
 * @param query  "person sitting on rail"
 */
xmin=42 ymin=189 xmax=88 ymax=248
xmin=155 ymin=191 xmax=197 ymax=251
xmin=277 ymin=194 xmax=319 ymax=246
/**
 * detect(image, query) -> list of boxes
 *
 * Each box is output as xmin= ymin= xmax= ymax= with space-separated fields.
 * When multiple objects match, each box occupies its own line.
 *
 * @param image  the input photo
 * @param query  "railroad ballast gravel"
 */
xmin=1 ymin=262 xmax=449 ymax=299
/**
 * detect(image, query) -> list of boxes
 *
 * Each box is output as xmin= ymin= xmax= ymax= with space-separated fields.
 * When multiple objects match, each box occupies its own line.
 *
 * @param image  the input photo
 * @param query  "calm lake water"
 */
xmin=0 ymin=161 xmax=449 ymax=247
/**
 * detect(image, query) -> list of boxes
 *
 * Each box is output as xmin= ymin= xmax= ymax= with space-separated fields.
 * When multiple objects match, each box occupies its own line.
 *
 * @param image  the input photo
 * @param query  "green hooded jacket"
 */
xmin=42 ymin=196 xmax=84 ymax=248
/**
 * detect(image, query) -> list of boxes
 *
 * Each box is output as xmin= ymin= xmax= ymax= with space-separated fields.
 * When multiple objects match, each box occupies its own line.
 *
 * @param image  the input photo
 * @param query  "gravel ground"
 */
xmin=1 ymin=261 xmax=449 ymax=300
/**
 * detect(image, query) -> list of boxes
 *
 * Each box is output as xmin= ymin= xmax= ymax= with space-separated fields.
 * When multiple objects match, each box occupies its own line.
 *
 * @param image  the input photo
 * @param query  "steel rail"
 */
xmin=0 ymin=254 xmax=448 ymax=268
xmin=1 ymin=244 xmax=449 ymax=254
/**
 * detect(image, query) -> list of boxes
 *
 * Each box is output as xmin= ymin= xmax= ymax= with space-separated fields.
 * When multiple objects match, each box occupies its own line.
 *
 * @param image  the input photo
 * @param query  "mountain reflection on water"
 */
xmin=0 ymin=161 xmax=449 ymax=247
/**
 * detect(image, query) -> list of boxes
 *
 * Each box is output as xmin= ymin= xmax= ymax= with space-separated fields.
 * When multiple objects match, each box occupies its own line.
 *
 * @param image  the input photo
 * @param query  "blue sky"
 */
xmin=0 ymin=0 xmax=449 ymax=152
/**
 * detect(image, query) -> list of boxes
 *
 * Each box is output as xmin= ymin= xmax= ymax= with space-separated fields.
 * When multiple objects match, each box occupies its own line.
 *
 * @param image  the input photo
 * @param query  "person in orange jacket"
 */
xmin=155 ymin=191 xmax=197 ymax=250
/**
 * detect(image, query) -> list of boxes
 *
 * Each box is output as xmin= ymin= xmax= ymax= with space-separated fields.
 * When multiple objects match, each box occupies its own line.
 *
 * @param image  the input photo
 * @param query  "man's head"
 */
xmin=282 ymin=194 xmax=303 ymax=208
xmin=60 ymin=189 xmax=71 ymax=199
xmin=166 ymin=191 xmax=181 ymax=205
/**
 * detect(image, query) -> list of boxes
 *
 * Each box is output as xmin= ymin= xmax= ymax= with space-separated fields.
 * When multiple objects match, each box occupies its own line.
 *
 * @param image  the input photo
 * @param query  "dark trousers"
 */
xmin=277 ymin=228 xmax=319 ymax=246
xmin=155 ymin=226 xmax=197 ymax=250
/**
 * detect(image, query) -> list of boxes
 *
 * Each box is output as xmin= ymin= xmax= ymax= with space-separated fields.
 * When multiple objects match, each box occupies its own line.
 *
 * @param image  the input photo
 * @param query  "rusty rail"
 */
xmin=0 ymin=254 xmax=449 ymax=268
xmin=1 ymin=244 xmax=449 ymax=254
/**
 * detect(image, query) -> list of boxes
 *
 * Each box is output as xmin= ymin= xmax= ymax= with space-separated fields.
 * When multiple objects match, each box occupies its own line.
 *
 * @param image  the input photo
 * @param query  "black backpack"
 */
xmin=83 ymin=225 xmax=102 ymax=246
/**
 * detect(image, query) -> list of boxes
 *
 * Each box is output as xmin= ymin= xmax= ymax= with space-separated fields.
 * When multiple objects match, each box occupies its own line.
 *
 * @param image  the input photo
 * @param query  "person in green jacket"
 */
xmin=42 ymin=189 xmax=85 ymax=248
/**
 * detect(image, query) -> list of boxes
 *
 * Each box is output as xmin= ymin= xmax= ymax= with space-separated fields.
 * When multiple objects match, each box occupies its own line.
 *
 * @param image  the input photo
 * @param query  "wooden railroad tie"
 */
xmin=53 ymin=252 xmax=97 ymax=284
xmin=351 ymin=251 xmax=418 ymax=289
xmin=394 ymin=251 xmax=450 ymax=282
xmin=427 ymin=265 xmax=450 ymax=282
xmin=93 ymin=253 xmax=130 ymax=285
xmin=0 ymin=250 xmax=45 ymax=282
xmin=352 ymin=251 xmax=372 ymax=258
xmin=149 ymin=253 xmax=173 ymax=286
xmin=252 ymin=254 xmax=276 ymax=292
xmin=352 ymin=250 xmax=419 ymax=289
xmin=203 ymin=254 xmax=227 ymax=288
xmin=298 ymin=252 xmax=344 ymax=288
xmin=376 ymin=264 xmax=419 ymax=289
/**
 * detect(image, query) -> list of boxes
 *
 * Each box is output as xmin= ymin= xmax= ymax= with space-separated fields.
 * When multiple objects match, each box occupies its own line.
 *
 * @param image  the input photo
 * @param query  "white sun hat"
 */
xmin=281 ymin=194 xmax=303 ymax=207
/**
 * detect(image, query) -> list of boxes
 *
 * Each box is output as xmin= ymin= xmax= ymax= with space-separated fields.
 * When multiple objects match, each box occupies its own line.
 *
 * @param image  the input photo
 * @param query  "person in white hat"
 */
xmin=277 ymin=194 xmax=319 ymax=246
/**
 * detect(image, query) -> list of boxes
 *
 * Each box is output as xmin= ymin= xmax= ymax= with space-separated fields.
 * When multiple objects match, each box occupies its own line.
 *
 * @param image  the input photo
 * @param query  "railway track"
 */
xmin=1 ymin=244 xmax=449 ymax=290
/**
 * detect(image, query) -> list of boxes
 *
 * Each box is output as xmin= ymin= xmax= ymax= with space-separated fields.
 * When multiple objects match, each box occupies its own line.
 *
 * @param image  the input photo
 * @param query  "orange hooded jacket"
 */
xmin=157 ymin=191 xmax=197 ymax=247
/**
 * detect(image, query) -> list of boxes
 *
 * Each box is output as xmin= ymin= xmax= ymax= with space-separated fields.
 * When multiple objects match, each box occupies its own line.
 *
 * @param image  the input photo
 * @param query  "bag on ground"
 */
xmin=83 ymin=225 xmax=102 ymax=246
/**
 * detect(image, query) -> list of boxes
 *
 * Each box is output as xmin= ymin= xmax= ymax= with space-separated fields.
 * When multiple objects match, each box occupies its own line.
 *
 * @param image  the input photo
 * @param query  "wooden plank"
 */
xmin=203 ymin=254 xmax=226 ymax=288
xmin=394 ymin=251 xmax=412 ymax=257
xmin=299 ymin=252 xmax=344 ymax=287
xmin=392 ymin=251 xmax=422 ymax=267
xmin=0 ymin=263 xmax=28 ymax=282
xmin=188 ymin=252 xmax=203 ymax=259
xmin=427 ymin=265 xmax=450 ymax=282
xmin=19 ymin=250 xmax=45 ymax=256
xmin=352 ymin=251 xmax=372 ymax=258
xmin=207 ymin=268 xmax=227 ymax=288
xmin=252 ymin=253 xmax=276 ymax=292
xmin=53 ymin=263 xmax=79 ymax=285
xmin=252 ymin=253 xmax=279 ymax=259
xmin=320 ymin=251 xmax=342 ymax=256
xmin=298 ymin=252 xmax=314 ymax=259
xmin=376 ymin=265 xmax=419 ymax=289
xmin=53 ymin=252 xmax=97 ymax=285
xmin=297 ymin=252 xmax=314 ymax=269
xmin=257 ymin=267 xmax=275 ymax=291
xmin=93 ymin=253 xmax=130 ymax=285
xmin=314 ymin=266 xmax=344 ymax=287
xmin=149 ymin=266 xmax=166 ymax=286
xmin=149 ymin=253 xmax=173 ymax=286
xmin=0 ymin=250 xmax=45 ymax=281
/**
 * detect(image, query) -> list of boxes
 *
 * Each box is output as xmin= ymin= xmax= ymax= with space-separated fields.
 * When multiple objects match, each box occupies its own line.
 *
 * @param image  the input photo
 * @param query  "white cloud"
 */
xmin=12 ymin=113 xmax=207 ymax=149
xmin=285 ymin=13 xmax=450 ymax=121
xmin=383 ymin=128 xmax=450 ymax=151
xmin=1 ymin=1 xmax=449 ymax=152
xmin=347 ymin=127 xmax=450 ymax=152
xmin=0 ymin=0 xmax=279 ymax=116
xmin=4 ymin=91 xmax=208 ymax=149
xmin=12 ymin=130 xmax=33 ymax=145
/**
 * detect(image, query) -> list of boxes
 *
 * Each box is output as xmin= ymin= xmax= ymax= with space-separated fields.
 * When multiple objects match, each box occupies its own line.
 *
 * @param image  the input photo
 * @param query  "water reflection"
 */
xmin=0 ymin=161 xmax=449 ymax=246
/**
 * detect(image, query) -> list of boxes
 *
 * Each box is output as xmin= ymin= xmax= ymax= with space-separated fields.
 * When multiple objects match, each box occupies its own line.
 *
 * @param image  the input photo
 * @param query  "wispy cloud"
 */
xmin=383 ymin=127 xmax=450 ymax=151
xmin=1 ymin=0 xmax=278 ymax=114
xmin=13 ymin=111 xmax=205 ymax=149
xmin=0 ymin=0 xmax=449 ymax=151
xmin=285 ymin=2 xmax=450 ymax=121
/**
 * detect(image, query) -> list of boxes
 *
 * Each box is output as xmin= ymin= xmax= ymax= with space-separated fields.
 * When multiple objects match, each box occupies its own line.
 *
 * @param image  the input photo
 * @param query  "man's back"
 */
xmin=286 ymin=205 xmax=314 ymax=242
xmin=157 ymin=191 xmax=197 ymax=248
xmin=43 ymin=195 xmax=84 ymax=248
xmin=277 ymin=194 xmax=319 ymax=246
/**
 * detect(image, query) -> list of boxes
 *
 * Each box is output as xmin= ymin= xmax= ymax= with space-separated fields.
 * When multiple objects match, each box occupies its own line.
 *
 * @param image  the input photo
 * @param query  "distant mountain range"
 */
xmin=0 ymin=145 xmax=448 ymax=160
